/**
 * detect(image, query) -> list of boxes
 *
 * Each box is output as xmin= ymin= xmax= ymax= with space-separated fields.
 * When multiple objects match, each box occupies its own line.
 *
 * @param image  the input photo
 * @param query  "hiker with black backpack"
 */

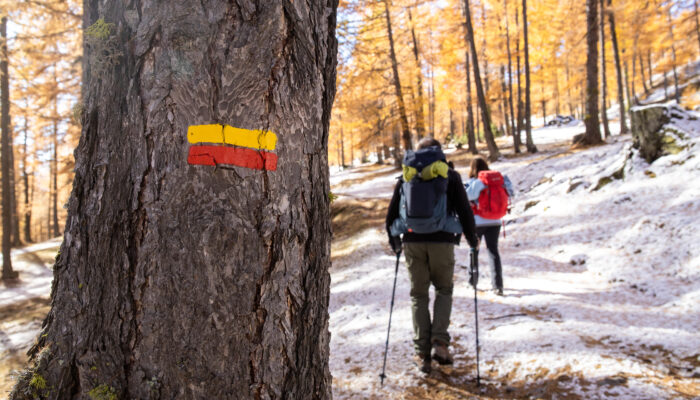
xmin=385 ymin=137 xmax=479 ymax=374
xmin=465 ymin=156 xmax=514 ymax=296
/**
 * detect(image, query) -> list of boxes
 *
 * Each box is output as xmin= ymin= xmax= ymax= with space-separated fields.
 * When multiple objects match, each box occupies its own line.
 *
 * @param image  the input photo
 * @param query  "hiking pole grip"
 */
xmin=380 ymin=251 xmax=401 ymax=386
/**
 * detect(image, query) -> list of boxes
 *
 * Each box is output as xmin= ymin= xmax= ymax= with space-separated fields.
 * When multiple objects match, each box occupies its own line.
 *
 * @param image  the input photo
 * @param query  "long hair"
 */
xmin=469 ymin=156 xmax=489 ymax=178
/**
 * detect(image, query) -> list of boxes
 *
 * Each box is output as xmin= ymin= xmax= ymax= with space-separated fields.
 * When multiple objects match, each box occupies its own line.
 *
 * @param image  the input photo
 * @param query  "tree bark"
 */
xmin=522 ymin=0 xmax=537 ymax=152
xmin=464 ymin=0 xmax=500 ymax=160
xmin=1 ymin=16 xmax=15 ymax=280
xmin=12 ymin=1 xmax=337 ymax=398
xmin=584 ymin=0 xmax=603 ymax=145
xmin=600 ymin=0 xmax=611 ymax=139
xmin=607 ymin=0 xmax=628 ymax=134
xmin=52 ymin=93 xmax=60 ymax=238
xmin=383 ymin=0 xmax=413 ymax=151
xmin=407 ymin=7 xmax=426 ymax=139
xmin=504 ymin=0 xmax=520 ymax=153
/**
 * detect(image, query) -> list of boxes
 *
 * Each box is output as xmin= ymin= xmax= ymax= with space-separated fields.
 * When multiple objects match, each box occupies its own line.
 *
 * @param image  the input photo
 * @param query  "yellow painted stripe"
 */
xmin=188 ymin=124 xmax=277 ymax=151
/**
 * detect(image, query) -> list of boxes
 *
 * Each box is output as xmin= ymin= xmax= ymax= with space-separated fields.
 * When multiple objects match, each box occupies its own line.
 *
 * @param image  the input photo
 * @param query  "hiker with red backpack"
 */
xmin=465 ymin=156 xmax=514 ymax=296
xmin=385 ymin=137 xmax=479 ymax=374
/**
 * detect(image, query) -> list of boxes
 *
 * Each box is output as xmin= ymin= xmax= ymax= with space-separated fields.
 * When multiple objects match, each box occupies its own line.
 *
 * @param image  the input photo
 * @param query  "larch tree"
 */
xmin=383 ymin=0 xmax=413 ymax=151
xmin=464 ymin=0 xmax=500 ymax=160
xmin=584 ymin=0 xmax=603 ymax=145
xmin=600 ymin=0 xmax=611 ymax=139
xmin=12 ymin=1 xmax=338 ymax=398
xmin=607 ymin=0 xmax=628 ymax=134
xmin=522 ymin=0 xmax=537 ymax=153
xmin=407 ymin=5 xmax=426 ymax=139
xmin=1 ymin=14 xmax=16 ymax=280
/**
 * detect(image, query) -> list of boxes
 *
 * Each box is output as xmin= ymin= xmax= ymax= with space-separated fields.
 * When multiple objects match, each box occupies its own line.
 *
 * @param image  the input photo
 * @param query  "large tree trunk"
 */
xmin=600 ymin=0 xmax=611 ymax=139
xmin=584 ymin=0 xmax=603 ymax=145
xmin=1 ymin=16 xmax=15 ymax=280
xmin=464 ymin=0 xmax=500 ymax=160
xmin=383 ymin=0 xmax=413 ymax=151
xmin=407 ymin=7 xmax=426 ymax=139
xmin=522 ymin=0 xmax=537 ymax=153
xmin=607 ymin=0 xmax=628 ymax=134
xmin=12 ymin=1 xmax=337 ymax=398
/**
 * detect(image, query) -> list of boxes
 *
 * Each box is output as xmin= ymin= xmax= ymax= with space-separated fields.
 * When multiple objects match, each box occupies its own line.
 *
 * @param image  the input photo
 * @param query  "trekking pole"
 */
xmin=379 ymin=250 xmax=401 ymax=386
xmin=470 ymin=248 xmax=481 ymax=387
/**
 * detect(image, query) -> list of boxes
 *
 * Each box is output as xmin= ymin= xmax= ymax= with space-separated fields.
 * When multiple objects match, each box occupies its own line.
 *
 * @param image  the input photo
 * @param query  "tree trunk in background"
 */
xmin=11 ymin=1 xmax=337 ymax=398
xmin=522 ymin=0 xmax=537 ymax=153
xmin=464 ymin=37 xmax=477 ymax=154
xmin=608 ymin=0 xmax=628 ymax=134
xmin=481 ymin=2 xmax=490 ymax=102
xmin=515 ymin=3 xmax=524 ymax=150
xmin=1 ymin=16 xmax=15 ymax=280
xmin=383 ymin=0 xmax=413 ymax=151
xmin=22 ymin=110 xmax=32 ymax=243
xmin=407 ymin=7 xmax=426 ymax=139
xmin=393 ymin=125 xmax=401 ymax=167
xmin=464 ymin=0 xmax=500 ymax=160
xmin=52 ymin=119 xmax=59 ymax=238
xmin=505 ymin=0 xmax=520 ymax=153
xmin=639 ymin=52 xmax=649 ymax=94
xmin=600 ymin=0 xmax=610 ymax=139
xmin=694 ymin=0 xmax=700 ymax=56
xmin=647 ymin=50 xmax=653 ymax=89
xmin=666 ymin=5 xmax=680 ymax=104
xmin=9 ymin=140 xmax=21 ymax=247
xmin=584 ymin=0 xmax=603 ymax=145
xmin=624 ymin=60 xmax=633 ymax=108
xmin=500 ymin=65 xmax=512 ymax=139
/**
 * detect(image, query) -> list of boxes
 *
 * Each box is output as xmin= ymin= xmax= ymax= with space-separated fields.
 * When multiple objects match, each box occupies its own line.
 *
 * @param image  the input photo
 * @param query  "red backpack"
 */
xmin=471 ymin=170 xmax=509 ymax=219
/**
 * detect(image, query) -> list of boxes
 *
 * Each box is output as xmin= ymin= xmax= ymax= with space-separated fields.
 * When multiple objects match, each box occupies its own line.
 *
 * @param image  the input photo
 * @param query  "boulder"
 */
xmin=630 ymin=103 xmax=688 ymax=163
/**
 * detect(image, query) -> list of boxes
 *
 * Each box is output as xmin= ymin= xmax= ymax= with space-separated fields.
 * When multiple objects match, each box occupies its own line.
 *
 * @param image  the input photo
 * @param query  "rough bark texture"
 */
xmin=1 ymin=16 xmax=15 ymax=279
xmin=464 ymin=0 xmax=500 ymax=160
xmin=584 ymin=0 xmax=602 ymax=145
xmin=522 ymin=0 xmax=537 ymax=153
xmin=607 ymin=0 xmax=628 ymax=134
xmin=383 ymin=0 xmax=413 ymax=151
xmin=630 ymin=104 xmax=681 ymax=163
xmin=12 ymin=1 xmax=337 ymax=398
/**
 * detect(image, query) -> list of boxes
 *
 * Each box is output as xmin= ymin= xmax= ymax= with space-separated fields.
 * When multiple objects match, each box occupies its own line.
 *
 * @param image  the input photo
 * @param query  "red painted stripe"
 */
xmin=188 ymin=145 xmax=278 ymax=171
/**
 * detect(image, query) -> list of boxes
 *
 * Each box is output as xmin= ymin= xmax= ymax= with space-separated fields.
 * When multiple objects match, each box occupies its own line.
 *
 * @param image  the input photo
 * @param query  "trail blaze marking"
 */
xmin=187 ymin=124 xmax=277 ymax=151
xmin=188 ymin=145 xmax=278 ymax=171
xmin=186 ymin=124 xmax=278 ymax=171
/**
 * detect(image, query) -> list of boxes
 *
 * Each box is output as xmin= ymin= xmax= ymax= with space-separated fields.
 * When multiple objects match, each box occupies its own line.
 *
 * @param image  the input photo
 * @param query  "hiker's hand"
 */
xmin=390 ymin=236 xmax=402 ymax=255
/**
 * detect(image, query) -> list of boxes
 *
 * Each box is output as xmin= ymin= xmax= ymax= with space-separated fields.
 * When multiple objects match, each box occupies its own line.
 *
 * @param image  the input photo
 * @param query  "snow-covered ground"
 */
xmin=329 ymin=117 xmax=700 ymax=398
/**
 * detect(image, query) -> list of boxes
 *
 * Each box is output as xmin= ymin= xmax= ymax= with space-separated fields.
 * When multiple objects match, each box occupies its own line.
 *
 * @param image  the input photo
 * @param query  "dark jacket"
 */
xmin=385 ymin=168 xmax=479 ymax=248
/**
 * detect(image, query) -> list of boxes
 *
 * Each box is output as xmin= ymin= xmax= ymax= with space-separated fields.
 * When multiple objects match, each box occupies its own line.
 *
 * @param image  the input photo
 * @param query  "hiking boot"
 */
xmin=494 ymin=287 xmax=504 ymax=296
xmin=414 ymin=353 xmax=432 ymax=374
xmin=432 ymin=342 xmax=453 ymax=365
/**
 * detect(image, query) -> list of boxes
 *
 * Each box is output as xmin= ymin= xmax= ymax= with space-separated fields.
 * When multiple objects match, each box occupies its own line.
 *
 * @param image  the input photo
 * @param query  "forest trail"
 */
xmin=0 ymin=239 xmax=60 ymax=396
xmin=329 ymin=120 xmax=700 ymax=399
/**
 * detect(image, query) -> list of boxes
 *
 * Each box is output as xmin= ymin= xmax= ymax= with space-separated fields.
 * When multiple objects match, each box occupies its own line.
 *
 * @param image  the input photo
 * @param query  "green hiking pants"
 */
xmin=404 ymin=242 xmax=455 ymax=356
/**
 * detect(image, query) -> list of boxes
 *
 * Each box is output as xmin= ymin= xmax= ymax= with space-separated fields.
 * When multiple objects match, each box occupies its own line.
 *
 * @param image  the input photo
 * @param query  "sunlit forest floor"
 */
xmin=329 ymin=119 xmax=700 ymax=399
xmin=0 ymin=240 xmax=61 ymax=396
